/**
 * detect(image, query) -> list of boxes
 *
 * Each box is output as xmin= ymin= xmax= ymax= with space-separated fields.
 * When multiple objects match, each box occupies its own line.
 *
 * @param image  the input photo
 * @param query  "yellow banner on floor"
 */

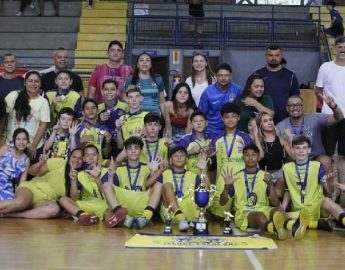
xmin=125 ymin=233 xmax=277 ymax=250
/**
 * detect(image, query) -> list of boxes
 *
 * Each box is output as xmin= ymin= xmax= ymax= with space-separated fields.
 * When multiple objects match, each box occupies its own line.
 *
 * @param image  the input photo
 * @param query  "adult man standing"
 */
xmin=255 ymin=45 xmax=300 ymax=123
xmin=276 ymin=95 xmax=343 ymax=193
xmin=88 ymin=40 xmax=133 ymax=103
xmin=41 ymin=47 xmax=84 ymax=96
xmin=198 ymin=63 xmax=242 ymax=136
xmin=0 ymin=53 xmax=24 ymax=98
xmin=316 ymin=36 xmax=345 ymax=206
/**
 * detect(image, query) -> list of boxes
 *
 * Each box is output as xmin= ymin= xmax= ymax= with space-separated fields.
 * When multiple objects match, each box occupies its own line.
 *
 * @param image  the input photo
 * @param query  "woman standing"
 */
xmin=232 ymin=74 xmax=274 ymax=132
xmin=125 ymin=53 xmax=166 ymax=115
xmin=5 ymin=71 xmax=50 ymax=163
xmin=185 ymin=52 xmax=215 ymax=107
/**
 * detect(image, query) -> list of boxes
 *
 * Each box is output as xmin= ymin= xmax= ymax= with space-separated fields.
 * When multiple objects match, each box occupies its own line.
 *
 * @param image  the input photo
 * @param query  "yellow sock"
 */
xmin=285 ymin=220 xmax=294 ymax=231
xmin=174 ymin=209 xmax=185 ymax=221
xmin=309 ymin=220 xmax=318 ymax=229
xmin=341 ymin=217 xmax=345 ymax=227
xmin=143 ymin=209 xmax=153 ymax=220
xmin=266 ymin=222 xmax=274 ymax=234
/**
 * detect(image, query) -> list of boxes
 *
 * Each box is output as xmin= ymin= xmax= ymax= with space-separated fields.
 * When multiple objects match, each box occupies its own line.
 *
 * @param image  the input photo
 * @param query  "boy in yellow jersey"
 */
xmin=46 ymin=70 xmax=82 ymax=126
xmin=115 ymin=86 xmax=148 ymax=148
xmin=115 ymin=113 xmax=168 ymax=168
xmin=282 ymin=135 xmax=345 ymax=232
xmin=160 ymin=146 xmax=210 ymax=232
xmin=76 ymin=98 xmax=112 ymax=160
xmin=178 ymin=111 xmax=218 ymax=176
xmin=59 ymin=144 xmax=109 ymax=226
xmin=102 ymin=136 xmax=163 ymax=229
xmin=44 ymin=107 xmax=78 ymax=160
xmin=220 ymin=144 xmax=308 ymax=240
xmin=211 ymin=103 xmax=253 ymax=218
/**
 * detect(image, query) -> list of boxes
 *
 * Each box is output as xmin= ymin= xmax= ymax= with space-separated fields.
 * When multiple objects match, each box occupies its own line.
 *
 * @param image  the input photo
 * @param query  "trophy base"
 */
xmin=223 ymin=227 xmax=233 ymax=235
xmin=193 ymin=221 xmax=209 ymax=235
xmin=164 ymin=226 xmax=172 ymax=234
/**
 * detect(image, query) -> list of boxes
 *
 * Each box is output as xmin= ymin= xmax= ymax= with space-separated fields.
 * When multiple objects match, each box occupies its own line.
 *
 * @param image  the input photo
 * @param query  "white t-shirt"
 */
xmin=5 ymin=91 xmax=50 ymax=148
xmin=316 ymin=61 xmax=345 ymax=114
xmin=185 ymin=76 xmax=209 ymax=107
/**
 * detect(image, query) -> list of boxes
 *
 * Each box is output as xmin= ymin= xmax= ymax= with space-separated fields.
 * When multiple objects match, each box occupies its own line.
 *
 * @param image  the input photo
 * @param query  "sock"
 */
xmin=284 ymin=219 xmax=294 ymax=231
xmin=174 ymin=209 xmax=184 ymax=221
xmin=338 ymin=212 xmax=345 ymax=227
xmin=264 ymin=221 xmax=274 ymax=234
xmin=308 ymin=220 xmax=318 ymax=229
xmin=143 ymin=206 xmax=154 ymax=220
xmin=112 ymin=205 xmax=121 ymax=214
xmin=75 ymin=210 xmax=84 ymax=219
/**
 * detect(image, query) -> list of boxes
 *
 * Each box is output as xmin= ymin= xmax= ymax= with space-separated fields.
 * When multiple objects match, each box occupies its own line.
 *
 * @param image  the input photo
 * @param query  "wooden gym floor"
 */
xmin=0 ymin=218 xmax=344 ymax=270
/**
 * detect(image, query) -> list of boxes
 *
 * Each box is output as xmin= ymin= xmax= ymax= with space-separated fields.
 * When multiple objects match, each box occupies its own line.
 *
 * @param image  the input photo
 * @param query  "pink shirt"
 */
xmin=89 ymin=63 xmax=133 ymax=103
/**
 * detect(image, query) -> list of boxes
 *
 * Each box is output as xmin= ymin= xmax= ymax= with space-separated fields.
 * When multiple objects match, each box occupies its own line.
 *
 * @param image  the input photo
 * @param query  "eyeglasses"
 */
xmin=287 ymin=103 xmax=303 ymax=109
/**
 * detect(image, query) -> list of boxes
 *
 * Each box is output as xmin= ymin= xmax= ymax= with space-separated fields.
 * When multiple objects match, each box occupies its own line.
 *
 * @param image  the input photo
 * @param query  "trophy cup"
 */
xmin=163 ymin=205 xmax=173 ymax=234
xmin=193 ymin=174 xmax=216 ymax=235
xmin=223 ymin=211 xmax=234 ymax=235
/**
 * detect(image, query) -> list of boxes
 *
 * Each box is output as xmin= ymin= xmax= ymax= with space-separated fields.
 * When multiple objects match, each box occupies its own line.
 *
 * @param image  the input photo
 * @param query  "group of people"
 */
xmin=1 ymin=35 xmax=345 ymax=241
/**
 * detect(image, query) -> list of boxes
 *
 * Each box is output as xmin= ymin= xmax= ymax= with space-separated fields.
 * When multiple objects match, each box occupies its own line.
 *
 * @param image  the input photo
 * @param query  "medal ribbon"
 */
xmin=224 ymin=130 xmax=238 ymax=158
xmin=172 ymin=171 xmax=185 ymax=199
xmin=244 ymin=168 xmax=259 ymax=198
xmin=295 ymin=161 xmax=309 ymax=204
xmin=126 ymin=163 xmax=141 ymax=191
xmin=145 ymin=140 xmax=159 ymax=161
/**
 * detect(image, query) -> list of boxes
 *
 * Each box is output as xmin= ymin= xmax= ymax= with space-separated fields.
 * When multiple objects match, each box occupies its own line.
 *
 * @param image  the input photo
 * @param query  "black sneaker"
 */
xmin=317 ymin=219 xmax=333 ymax=232
xmin=292 ymin=208 xmax=310 ymax=240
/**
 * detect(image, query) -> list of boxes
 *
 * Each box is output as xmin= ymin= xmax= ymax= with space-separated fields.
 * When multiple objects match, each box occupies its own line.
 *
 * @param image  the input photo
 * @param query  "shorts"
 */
xmin=271 ymin=169 xmax=283 ymax=184
xmin=113 ymin=186 xmax=149 ymax=217
xmin=288 ymin=199 xmax=323 ymax=222
xmin=321 ymin=119 xmax=345 ymax=156
xmin=235 ymin=206 xmax=272 ymax=231
xmin=76 ymin=199 xmax=109 ymax=220
xmin=18 ymin=181 xmax=58 ymax=204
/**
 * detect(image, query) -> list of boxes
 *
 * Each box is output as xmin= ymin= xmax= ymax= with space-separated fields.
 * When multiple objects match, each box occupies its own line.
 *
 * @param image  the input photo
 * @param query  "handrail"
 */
xmin=319 ymin=24 xmax=332 ymax=61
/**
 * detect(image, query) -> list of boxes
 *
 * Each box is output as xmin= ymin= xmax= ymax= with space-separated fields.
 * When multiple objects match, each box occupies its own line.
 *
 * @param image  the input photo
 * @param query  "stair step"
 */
xmin=81 ymin=9 xmax=127 ymax=18
xmin=80 ymin=17 xmax=127 ymax=25
xmin=92 ymin=2 xmax=128 ymax=10
xmin=79 ymin=25 xmax=126 ymax=34
xmin=77 ymin=33 xmax=126 ymax=42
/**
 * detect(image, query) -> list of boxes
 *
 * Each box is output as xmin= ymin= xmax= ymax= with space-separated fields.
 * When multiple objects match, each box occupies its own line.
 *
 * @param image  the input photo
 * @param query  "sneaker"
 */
xmin=29 ymin=4 xmax=35 ymax=9
xmin=272 ymin=211 xmax=288 ymax=241
xmin=105 ymin=207 xmax=128 ymax=228
xmin=317 ymin=218 xmax=333 ymax=232
xmin=135 ymin=216 xmax=152 ymax=229
xmin=123 ymin=215 xmax=135 ymax=229
xmin=78 ymin=213 xmax=99 ymax=226
xmin=292 ymin=208 xmax=310 ymax=240
xmin=178 ymin=218 xmax=189 ymax=232
xmin=16 ymin=11 xmax=23 ymax=16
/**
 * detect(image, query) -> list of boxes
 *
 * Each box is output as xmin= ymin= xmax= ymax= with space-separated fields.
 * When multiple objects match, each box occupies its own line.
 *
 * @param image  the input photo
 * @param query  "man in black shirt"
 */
xmin=41 ymin=47 xmax=84 ymax=97
xmin=0 ymin=53 xmax=24 ymax=98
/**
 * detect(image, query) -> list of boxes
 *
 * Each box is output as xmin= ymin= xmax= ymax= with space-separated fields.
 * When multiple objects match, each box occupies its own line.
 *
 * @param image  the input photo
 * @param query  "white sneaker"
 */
xmin=29 ymin=4 xmax=35 ymax=9
xmin=178 ymin=218 xmax=189 ymax=232
xmin=123 ymin=215 xmax=135 ymax=228
xmin=16 ymin=11 xmax=23 ymax=16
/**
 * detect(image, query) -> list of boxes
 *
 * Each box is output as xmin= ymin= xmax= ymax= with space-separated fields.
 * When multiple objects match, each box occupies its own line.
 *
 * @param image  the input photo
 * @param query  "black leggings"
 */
xmin=20 ymin=0 xmax=32 ymax=12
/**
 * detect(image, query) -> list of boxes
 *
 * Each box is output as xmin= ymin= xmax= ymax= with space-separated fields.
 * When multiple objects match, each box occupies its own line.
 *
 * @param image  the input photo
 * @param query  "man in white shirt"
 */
xmin=316 ymin=35 xmax=345 ymax=206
